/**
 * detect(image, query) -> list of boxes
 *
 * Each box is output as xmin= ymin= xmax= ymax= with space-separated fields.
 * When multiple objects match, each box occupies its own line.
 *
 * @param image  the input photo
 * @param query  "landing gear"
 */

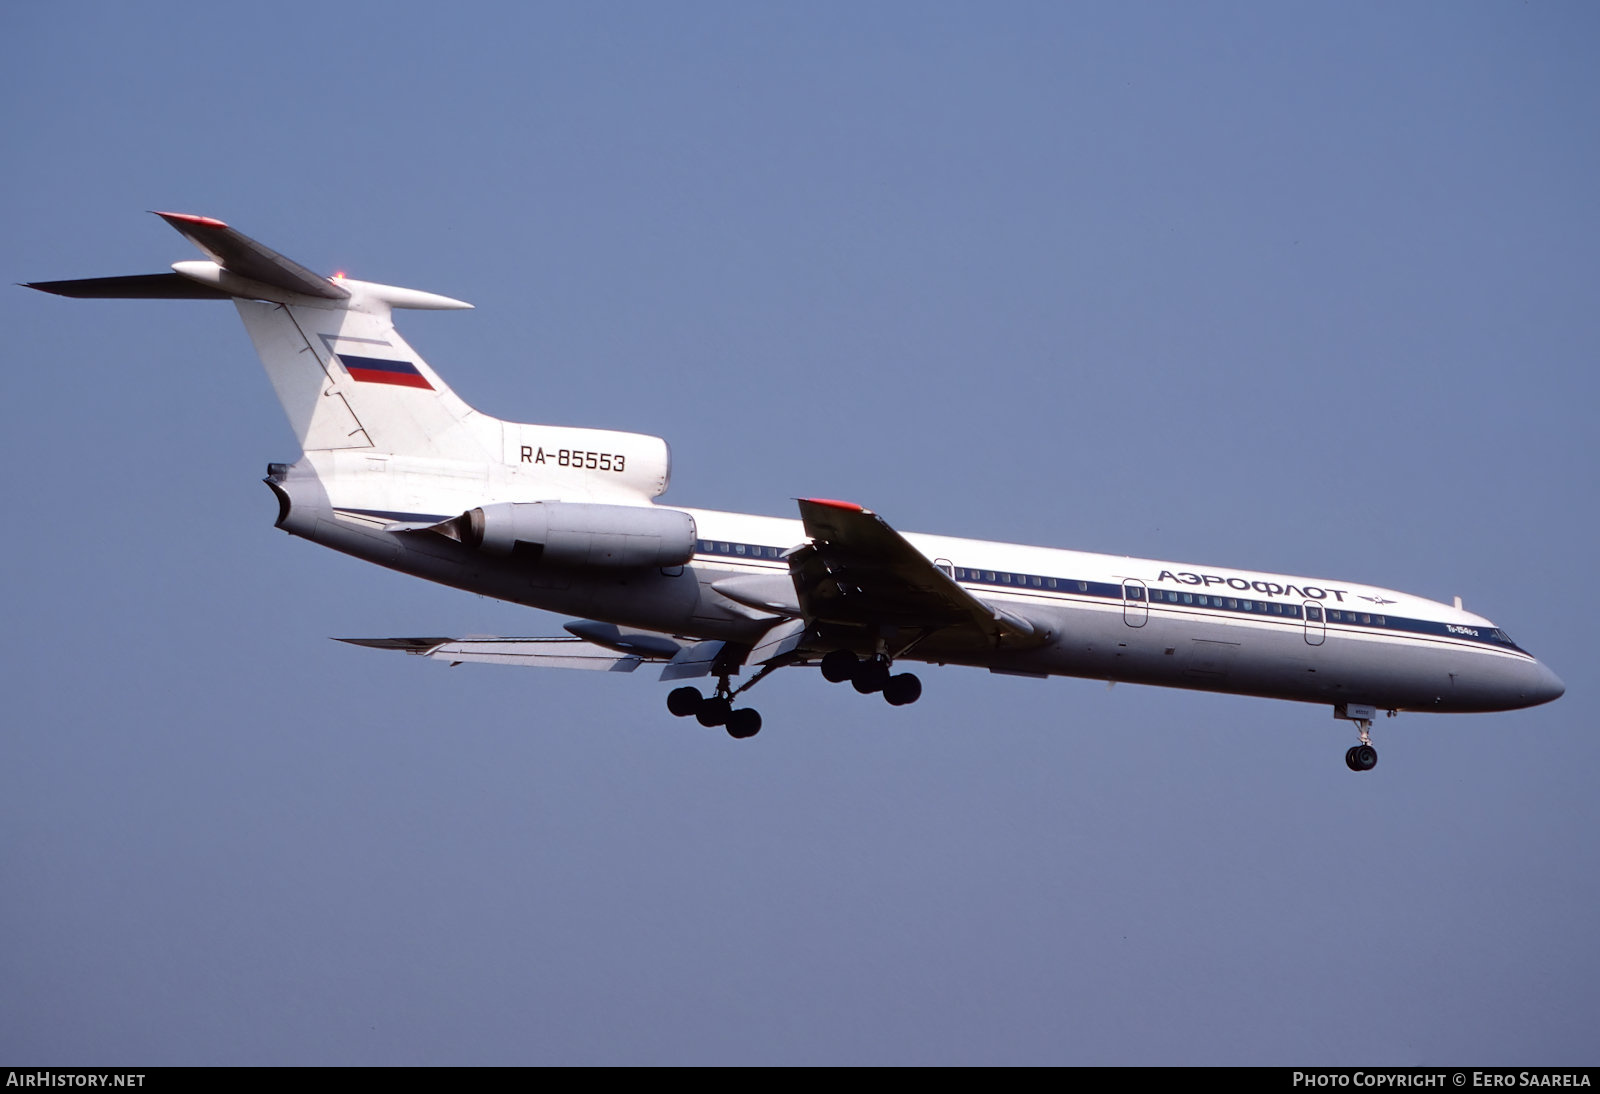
xmin=1345 ymin=744 xmax=1378 ymax=771
xmin=664 ymin=684 xmax=761 ymax=738
xmin=821 ymin=650 xmax=921 ymax=707
xmin=851 ymin=658 xmax=891 ymax=694
xmin=695 ymin=696 xmax=731 ymax=728
xmin=883 ymin=673 xmax=922 ymax=707
xmin=666 ymin=686 xmax=703 ymax=717
xmin=665 ymin=644 xmax=924 ymax=740
xmin=820 ymin=649 xmax=857 ymax=683
xmin=726 ymin=708 xmax=762 ymax=739
xmin=1333 ymin=703 xmax=1380 ymax=772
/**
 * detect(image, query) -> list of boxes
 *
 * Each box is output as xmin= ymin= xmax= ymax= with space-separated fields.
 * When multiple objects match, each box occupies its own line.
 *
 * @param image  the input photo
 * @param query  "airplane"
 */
xmin=25 ymin=212 xmax=1565 ymax=770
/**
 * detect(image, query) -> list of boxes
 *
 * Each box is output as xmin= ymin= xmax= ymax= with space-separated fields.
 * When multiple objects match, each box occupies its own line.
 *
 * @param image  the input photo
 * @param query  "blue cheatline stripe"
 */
xmin=690 ymin=539 xmax=1530 ymax=656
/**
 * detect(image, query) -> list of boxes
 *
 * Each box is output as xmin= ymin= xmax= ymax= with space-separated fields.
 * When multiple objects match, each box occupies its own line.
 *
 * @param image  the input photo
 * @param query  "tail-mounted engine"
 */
xmin=432 ymin=501 xmax=697 ymax=568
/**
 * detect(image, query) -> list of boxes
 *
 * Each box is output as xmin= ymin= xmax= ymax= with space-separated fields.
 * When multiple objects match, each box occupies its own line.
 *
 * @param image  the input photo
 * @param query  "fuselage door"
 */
xmin=1122 ymin=579 xmax=1148 ymax=627
xmin=1303 ymin=601 xmax=1326 ymax=646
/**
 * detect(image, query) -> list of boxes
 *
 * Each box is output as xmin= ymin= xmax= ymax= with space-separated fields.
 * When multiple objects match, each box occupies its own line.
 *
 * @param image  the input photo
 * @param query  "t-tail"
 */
xmin=25 ymin=213 xmax=675 ymax=519
xmin=30 ymin=212 xmax=487 ymax=460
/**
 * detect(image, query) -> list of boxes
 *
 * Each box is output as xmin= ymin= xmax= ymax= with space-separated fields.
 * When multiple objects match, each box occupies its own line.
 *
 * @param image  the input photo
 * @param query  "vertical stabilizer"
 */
xmin=232 ymin=289 xmax=490 ymax=459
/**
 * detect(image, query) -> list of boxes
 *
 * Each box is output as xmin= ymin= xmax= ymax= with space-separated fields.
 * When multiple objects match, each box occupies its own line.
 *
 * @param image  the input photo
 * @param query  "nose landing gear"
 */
xmin=1344 ymin=743 xmax=1378 ymax=771
xmin=1334 ymin=703 xmax=1382 ymax=771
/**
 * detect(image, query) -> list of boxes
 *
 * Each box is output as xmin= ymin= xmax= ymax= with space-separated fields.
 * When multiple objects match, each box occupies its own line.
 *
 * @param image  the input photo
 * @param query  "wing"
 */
xmin=790 ymin=498 xmax=1043 ymax=648
xmin=337 ymin=626 xmax=740 ymax=682
xmin=337 ymin=636 xmax=652 ymax=671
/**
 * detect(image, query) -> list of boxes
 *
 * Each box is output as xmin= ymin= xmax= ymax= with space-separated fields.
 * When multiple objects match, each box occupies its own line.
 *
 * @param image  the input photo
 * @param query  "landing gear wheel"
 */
xmin=667 ymin=686 xmax=703 ymax=717
xmin=1353 ymin=744 xmax=1377 ymax=771
xmin=883 ymin=673 xmax=922 ymax=706
xmin=851 ymin=659 xmax=891 ymax=695
xmin=1345 ymin=746 xmax=1360 ymax=771
xmin=821 ymin=649 xmax=858 ymax=683
xmin=725 ymin=708 xmax=762 ymax=739
xmin=695 ymin=697 xmax=731 ymax=728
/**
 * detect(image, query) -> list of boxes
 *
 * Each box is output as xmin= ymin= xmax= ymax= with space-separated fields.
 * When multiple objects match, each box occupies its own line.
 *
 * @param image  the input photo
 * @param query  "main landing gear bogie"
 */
xmin=666 ymin=686 xmax=762 ymax=739
xmin=823 ymin=650 xmax=922 ymax=707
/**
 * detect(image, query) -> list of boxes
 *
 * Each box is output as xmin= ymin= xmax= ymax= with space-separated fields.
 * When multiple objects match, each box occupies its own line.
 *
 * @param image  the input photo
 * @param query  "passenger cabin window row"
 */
xmin=697 ymin=539 xmax=786 ymax=560
xmin=951 ymin=568 xmax=1088 ymax=592
xmin=1138 ymin=589 xmax=1310 ymax=619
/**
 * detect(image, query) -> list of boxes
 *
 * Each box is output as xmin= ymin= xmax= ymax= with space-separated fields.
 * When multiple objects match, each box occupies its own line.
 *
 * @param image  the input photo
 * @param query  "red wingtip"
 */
xmin=803 ymin=497 xmax=864 ymax=511
xmin=153 ymin=211 xmax=228 ymax=228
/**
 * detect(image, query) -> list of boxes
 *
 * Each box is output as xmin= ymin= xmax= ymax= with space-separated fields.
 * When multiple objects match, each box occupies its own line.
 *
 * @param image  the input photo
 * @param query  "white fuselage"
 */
xmin=271 ymin=459 xmax=1564 ymax=717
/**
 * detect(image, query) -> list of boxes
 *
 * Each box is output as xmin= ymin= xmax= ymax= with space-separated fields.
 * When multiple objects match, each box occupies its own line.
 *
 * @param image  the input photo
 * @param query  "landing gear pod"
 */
xmin=443 ymin=501 xmax=697 ymax=568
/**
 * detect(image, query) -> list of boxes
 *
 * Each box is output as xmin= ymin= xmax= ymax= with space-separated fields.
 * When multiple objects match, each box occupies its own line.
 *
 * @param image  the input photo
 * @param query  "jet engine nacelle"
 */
xmin=457 ymin=501 xmax=697 ymax=568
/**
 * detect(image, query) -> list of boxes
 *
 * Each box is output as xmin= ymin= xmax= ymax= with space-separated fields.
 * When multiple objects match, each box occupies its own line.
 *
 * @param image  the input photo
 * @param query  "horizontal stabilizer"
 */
xmin=155 ymin=212 xmax=349 ymax=300
xmin=23 ymin=272 xmax=230 ymax=299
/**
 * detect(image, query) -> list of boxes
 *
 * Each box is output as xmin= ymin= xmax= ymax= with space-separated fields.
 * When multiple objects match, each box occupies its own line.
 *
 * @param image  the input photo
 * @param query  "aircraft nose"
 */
xmin=1526 ymin=661 xmax=1565 ymax=706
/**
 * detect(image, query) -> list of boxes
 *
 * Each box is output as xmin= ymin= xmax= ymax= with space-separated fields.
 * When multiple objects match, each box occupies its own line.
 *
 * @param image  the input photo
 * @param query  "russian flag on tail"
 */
xmin=338 ymin=353 xmax=434 ymax=390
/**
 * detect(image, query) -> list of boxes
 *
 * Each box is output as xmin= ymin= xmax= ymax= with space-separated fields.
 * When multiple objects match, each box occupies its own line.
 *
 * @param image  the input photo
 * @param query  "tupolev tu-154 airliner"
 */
xmin=27 ymin=213 xmax=1565 ymax=770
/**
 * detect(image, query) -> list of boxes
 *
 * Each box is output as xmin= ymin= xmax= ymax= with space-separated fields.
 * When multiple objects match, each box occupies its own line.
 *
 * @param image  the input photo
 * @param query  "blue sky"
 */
xmin=3 ymin=2 xmax=1596 ymax=1065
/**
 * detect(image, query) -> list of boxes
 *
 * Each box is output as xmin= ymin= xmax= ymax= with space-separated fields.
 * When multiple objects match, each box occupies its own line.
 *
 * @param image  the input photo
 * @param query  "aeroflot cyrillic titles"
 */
xmin=26 ymin=213 xmax=1565 ymax=770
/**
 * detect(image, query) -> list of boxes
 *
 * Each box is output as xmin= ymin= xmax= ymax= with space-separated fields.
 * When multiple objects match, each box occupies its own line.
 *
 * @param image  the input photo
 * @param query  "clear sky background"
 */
xmin=3 ymin=2 xmax=1595 ymax=1066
